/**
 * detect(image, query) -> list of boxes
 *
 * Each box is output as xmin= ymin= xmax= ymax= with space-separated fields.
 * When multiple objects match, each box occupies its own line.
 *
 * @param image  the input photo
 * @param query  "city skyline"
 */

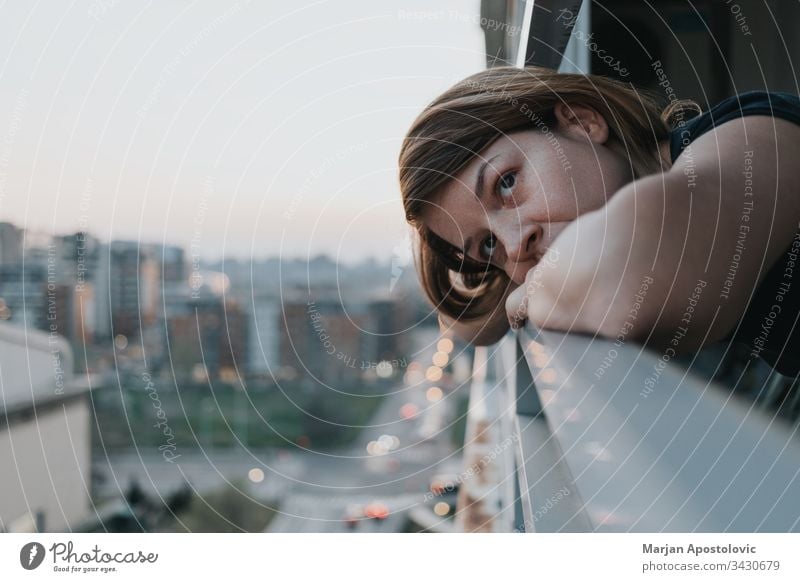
xmin=0 ymin=217 xmax=413 ymax=266
xmin=0 ymin=0 xmax=485 ymax=262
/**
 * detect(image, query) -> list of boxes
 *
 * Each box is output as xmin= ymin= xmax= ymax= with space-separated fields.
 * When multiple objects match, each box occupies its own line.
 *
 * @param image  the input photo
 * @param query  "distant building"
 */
xmin=279 ymin=295 xmax=366 ymax=386
xmin=247 ymin=296 xmax=280 ymax=378
xmin=0 ymin=233 xmax=98 ymax=351
xmin=107 ymin=242 xmax=140 ymax=338
xmin=363 ymin=298 xmax=412 ymax=365
xmin=0 ymin=262 xmax=47 ymax=330
xmin=0 ymin=222 xmax=22 ymax=265
xmin=55 ymin=231 xmax=100 ymax=283
xmin=158 ymin=244 xmax=186 ymax=285
xmin=44 ymin=283 xmax=94 ymax=347
xmin=167 ymin=293 xmax=248 ymax=381
xmin=107 ymin=241 xmax=160 ymax=339
xmin=53 ymin=232 xmax=100 ymax=345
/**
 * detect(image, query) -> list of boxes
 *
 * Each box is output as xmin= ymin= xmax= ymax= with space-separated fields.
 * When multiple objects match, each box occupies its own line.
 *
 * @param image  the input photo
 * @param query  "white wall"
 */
xmin=0 ymin=321 xmax=91 ymax=532
xmin=0 ymin=399 xmax=92 ymax=532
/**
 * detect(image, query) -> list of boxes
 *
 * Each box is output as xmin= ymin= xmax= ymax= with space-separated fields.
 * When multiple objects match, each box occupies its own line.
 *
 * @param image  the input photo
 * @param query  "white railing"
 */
xmin=456 ymin=326 xmax=800 ymax=532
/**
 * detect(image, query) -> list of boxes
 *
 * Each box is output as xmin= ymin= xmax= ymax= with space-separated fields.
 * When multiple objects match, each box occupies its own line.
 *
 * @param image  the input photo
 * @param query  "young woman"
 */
xmin=399 ymin=66 xmax=800 ymax=376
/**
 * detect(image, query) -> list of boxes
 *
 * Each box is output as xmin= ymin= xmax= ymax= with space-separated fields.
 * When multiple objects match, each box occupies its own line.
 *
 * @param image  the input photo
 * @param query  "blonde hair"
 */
xmin=398 ymin=66 xmax=690 ymax=323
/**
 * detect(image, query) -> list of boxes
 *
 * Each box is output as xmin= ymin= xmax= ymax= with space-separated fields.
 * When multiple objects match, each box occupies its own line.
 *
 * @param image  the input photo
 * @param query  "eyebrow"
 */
xmin=462 ymin=154 xmax=500 ymax=257
xmin=475 ymin=154 xmax=500 ymax=201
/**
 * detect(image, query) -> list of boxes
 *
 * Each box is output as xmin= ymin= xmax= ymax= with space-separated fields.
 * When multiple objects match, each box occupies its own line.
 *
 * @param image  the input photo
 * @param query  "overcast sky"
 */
xmin=0 ymin=0 xmax=486 ymax=263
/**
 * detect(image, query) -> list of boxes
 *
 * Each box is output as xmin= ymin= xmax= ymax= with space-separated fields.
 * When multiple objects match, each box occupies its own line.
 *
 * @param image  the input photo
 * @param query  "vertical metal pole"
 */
xmin=558 ymin=1 xmax=591 ymax=74
xmin=515 ymin=0 xmax=536 ymax=68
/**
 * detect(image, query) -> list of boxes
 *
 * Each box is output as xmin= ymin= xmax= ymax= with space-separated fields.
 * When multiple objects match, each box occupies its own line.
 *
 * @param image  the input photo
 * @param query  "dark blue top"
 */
xmin=669 ymin=91 xmax=800 ymax=376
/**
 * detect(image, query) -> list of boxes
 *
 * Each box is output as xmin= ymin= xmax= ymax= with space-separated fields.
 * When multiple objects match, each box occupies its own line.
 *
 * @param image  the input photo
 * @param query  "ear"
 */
xmin=552 ymin=102 xmax=610 ymax=144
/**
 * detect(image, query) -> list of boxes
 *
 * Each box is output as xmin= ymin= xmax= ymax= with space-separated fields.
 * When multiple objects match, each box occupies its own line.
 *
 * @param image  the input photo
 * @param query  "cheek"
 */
xmin=519 ymin=150 xmax=585 ymax=220
xmin=573 ymin=178 xmax=608 ymax=213
xmin=522 ymin=173 xmax=582 ymax=222
xmin=519 ymin=168 xmax=600 ymax=226
xmin=557 ymin=138 xmax=631 ymax=207
xmin=576 ymin=144 xmax=632 ymax=202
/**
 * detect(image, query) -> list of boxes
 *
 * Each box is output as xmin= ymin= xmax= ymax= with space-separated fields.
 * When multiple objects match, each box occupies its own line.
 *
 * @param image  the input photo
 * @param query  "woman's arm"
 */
xmin=507 ymin=115 xmax=800 ymax=351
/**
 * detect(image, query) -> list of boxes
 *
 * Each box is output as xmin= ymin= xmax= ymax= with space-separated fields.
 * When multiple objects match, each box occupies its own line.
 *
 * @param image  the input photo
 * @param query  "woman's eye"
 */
xmin=480 ymin=233 xmax=498 ymax=260
xmin=497 ymin=171 xmax=516 ymax=200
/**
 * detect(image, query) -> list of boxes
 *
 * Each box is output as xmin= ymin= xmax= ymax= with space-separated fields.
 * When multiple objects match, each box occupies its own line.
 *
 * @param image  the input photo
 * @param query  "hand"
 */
xmin=505 ymin=249 xmax=567 ymax=336
xmin=504 ymin=252 xmax=555 ymax=330
xmin=505 ymin=280 xmax=529 ymax=330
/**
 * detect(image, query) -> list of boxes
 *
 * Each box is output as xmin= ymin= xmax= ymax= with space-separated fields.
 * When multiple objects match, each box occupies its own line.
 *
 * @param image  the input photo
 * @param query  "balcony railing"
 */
xmin=455 ymin=326 xmax=800 ymax=532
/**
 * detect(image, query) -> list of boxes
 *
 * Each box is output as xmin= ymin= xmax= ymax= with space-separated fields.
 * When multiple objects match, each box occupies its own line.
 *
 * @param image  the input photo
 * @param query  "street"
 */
xmin=91 ymin=328 xmax=465 ymax=532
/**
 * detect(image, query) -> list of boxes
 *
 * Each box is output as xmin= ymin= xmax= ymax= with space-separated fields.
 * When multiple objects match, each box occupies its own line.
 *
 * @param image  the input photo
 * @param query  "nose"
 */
xmin=497 ymin=222 xmax=543 ymax=283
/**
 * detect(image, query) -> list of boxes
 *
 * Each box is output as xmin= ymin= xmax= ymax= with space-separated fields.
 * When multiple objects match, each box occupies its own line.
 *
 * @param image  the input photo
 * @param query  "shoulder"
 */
xmin=643 ymin=111 xmax=800 ymax=346
xmin=672 ymin=112 xmax=800 ymax=180
xmin=670 ymin=91 xmax=800 ymax=162
xmin=691 ymin=91 xmax=800 ymax=128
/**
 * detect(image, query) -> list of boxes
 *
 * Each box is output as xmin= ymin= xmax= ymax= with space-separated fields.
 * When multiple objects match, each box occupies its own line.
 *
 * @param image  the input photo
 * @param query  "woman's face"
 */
xmin=421 ymin=103 xmax=634 ymax=285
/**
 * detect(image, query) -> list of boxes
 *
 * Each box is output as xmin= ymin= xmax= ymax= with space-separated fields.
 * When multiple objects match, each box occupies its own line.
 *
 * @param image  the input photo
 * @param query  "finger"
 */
xmin=505 ymin=285 xmax=529 ymax=329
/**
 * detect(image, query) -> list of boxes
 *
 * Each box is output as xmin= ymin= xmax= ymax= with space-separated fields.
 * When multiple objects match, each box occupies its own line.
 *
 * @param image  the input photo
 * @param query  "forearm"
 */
xmin=531 ymin=119 xmax=800 ymax=352
xmin=601 ymin=120 xmax=800 ymax=350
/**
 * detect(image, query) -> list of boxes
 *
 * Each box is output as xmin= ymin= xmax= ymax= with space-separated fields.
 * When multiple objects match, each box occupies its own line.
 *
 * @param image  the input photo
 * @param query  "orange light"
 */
xmin=432 ymin=351 xmax=449 ymax=367
xmin=437 ymin=338 xmax=454 ymax=353
xmin=425 ymin=366 xmax=443 ymax=382
xmin=400 ymin=403 xmax=419 ymax=419
xmin=426 ymin=386 xmax=443 ymax=402
xmin=364 ymin=502 xmax=389 ymax=520
xmin=533 ymin=353 xmax=550 ymax=368
xmin=528 ymin=340 xmax=545 ymax=355
xmin=539 ymin=368 xmax=558 ymax=384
